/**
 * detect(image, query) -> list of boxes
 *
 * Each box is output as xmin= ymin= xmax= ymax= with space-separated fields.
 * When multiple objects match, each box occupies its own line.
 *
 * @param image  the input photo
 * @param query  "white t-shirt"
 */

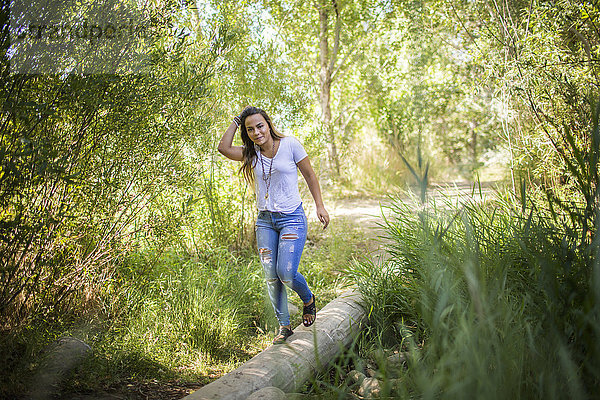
xmin=254 ymin=136 xmax=308 ymax=213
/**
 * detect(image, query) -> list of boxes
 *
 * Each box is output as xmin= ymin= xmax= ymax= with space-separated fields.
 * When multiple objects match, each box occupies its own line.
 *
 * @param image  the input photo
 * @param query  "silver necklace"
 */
xmin=259 ymin=140 xmax=275 ymax=200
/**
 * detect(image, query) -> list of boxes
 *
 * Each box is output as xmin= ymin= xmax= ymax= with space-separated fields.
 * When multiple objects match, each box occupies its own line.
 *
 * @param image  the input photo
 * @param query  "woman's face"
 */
xmin=245 ymin=113 xmax=271 ymax=147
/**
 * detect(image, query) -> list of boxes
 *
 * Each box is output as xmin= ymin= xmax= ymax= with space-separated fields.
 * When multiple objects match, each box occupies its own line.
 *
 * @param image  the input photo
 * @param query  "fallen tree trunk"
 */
xmin=182 ymin=289 xmax=366 ymax=400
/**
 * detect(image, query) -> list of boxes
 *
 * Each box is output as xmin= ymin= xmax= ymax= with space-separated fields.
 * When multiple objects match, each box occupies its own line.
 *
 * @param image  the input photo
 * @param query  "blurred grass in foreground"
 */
xmin=310 ymin=186 xmax=599 ymax=399
xmin=306 ymin=101 xmax=600 ymax=400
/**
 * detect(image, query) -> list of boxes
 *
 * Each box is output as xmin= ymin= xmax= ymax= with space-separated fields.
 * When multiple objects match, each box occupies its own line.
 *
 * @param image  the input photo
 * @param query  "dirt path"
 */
xmin=323 ymin=181 xmax=499 ymax=259
xmin=328 ymin=181 xmax=498 ymax=225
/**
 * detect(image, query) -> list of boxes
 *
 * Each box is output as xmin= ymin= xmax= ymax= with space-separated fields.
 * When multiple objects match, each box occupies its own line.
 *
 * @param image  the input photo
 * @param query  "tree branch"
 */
xmin=328 ymin=0 xmax=341 ymax=75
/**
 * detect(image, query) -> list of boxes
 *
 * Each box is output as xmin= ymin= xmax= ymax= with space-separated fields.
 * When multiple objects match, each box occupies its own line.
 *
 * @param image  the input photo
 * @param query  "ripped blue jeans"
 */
xmin=255 ymin=203 xmax=312 ymax=327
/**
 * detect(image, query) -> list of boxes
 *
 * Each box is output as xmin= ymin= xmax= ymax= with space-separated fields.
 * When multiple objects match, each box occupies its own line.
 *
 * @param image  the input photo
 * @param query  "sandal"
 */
xmin=273 ymin=326 xmax=294 ymax=344
xmin=303 ymin=294 xmax=316 ymax=327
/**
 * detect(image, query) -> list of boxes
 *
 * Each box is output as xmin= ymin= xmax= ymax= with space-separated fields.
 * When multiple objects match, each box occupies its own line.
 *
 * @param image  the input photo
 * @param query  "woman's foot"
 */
xmin=273 ymin=326 xmax=293 ymax=344
xmin=303 ymin=294 xmax=316 ymax=327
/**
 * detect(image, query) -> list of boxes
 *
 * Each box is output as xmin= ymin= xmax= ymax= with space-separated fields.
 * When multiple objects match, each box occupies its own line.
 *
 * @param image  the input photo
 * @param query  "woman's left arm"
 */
xmin=297 ymin=157 xmax=330 ymax=229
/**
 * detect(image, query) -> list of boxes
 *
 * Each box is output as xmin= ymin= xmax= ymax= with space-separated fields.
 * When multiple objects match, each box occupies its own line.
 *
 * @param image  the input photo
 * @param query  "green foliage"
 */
xmin=0 ymin=246 xmax=267 ymax=397
xmin=4 ymin=0 xmax=600 ymax=397
xmin=79 ymin=248 xmax=267 ymax=384
xmin=463 ymin=0 xmax=599 ymax=189
xmin=0 ymin=2 xmax=252 ymax=394
xmin=344 ymin=187 xmax=598 ymax=397
xmin=0 ymin=0 xmax=238 ymax=330
xmin=344 ymin=105 xmax=600 ymax=396
xmin=363 ymin=0 xmax=501 ymax=181
xmin=337 ymin=94 xmax=600 ymax=399
xmin=302 ymin=216 xmax=367 ymax=301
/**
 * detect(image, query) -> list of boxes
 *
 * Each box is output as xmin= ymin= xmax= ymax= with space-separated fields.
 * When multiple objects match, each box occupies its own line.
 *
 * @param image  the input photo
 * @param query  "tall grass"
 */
xmin=337 ymin=186 xmax=599 ymax=398
xmin=75 ymin=248 xmax=269 ymax=386
xmin=0 ymin=212 xmax=366 ymax=398
xmin=70 ymin=217 xmax=363 ymax=389
xmin=319 ymin=103 xmax=600 ymax=400
xmin=340 ymin=184 xmax=600 ymax=398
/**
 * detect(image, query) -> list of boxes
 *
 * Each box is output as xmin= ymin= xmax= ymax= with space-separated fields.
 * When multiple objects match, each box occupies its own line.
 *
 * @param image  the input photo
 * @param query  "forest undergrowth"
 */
xmin=3 ymin=0 xmax=599 ymax=399
xmin=305 ymin=109 xmax=600 ymax=399
xmin=300 ymin=185 xmax=599 ymax=399
xmin=0 ymin=207 xmax=368 ymax=399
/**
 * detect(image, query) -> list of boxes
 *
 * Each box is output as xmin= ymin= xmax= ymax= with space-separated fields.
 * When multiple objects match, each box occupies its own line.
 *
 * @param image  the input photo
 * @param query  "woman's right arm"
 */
xmin=217 ymin=120 xmax=244 ymax=161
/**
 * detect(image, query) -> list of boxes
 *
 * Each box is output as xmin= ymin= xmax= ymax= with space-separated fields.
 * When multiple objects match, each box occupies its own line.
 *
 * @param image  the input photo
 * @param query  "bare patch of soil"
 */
xmin=61 ymin=380 xmax=204 ymax=400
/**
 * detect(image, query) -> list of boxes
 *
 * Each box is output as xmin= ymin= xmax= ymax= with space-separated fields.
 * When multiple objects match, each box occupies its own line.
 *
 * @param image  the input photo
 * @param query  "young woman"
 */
xmin=218 ymin=106 xmax=330 ymax=344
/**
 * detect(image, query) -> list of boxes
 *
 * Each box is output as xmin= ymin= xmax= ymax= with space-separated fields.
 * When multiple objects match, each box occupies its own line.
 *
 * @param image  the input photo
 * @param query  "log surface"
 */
xmin=182 ymin=289 xmax=365 ymax=400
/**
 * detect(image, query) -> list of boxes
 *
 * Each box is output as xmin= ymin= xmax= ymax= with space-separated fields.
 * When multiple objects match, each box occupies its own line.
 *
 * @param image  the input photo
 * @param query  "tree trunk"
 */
xmin=318 ymin=1 xmax=341 ymax=176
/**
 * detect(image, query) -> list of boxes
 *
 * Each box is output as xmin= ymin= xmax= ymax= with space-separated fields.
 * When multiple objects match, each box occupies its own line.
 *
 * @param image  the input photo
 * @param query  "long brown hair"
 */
xmin=239 ymin=107 xmax=284 ymax=184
